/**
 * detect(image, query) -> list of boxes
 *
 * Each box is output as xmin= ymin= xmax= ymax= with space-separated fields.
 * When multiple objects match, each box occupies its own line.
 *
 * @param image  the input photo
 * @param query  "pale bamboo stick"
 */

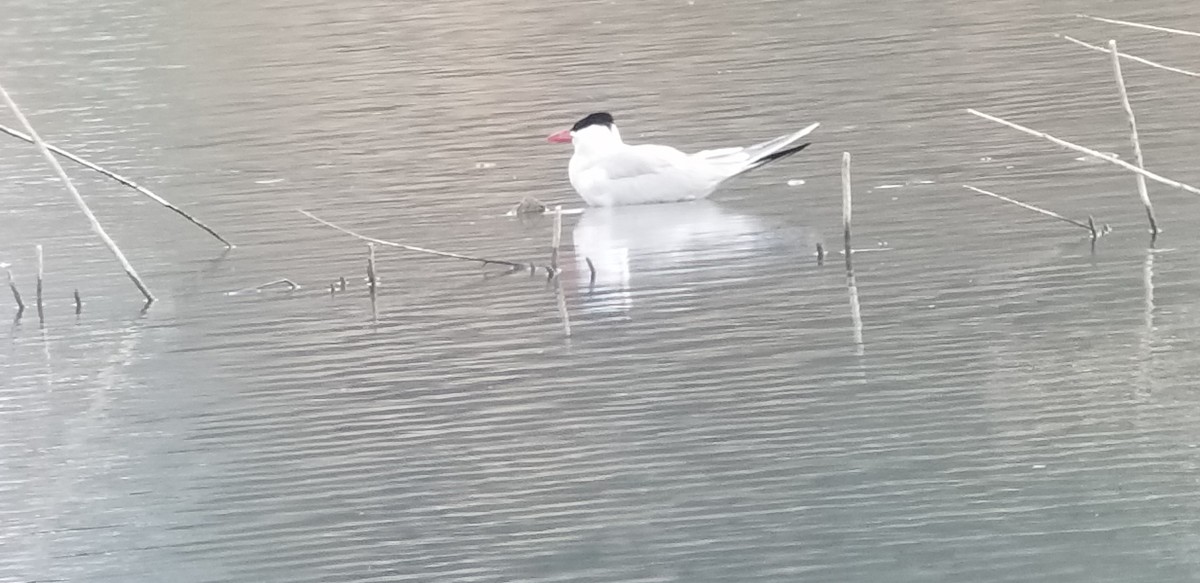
xmin=1078 ymin=13 xmax=1200 ymax=39
xmin=1109 ymin=39 xmax=1158 ymax=234
xmin=0 ymin=83 xmax=155 ymax=303
xmin=966 ymin=109 xmax=1200 ymax=196
xmin=1060 ymin=35 xmax=1200 ymax=79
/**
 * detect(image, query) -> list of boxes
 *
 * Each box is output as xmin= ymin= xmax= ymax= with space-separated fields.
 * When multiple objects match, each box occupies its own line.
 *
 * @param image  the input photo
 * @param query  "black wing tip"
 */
xmin=572 ymin=112 xmax=615 ymax=132
xmin=747 ymin=142 xmax=812 ymax=171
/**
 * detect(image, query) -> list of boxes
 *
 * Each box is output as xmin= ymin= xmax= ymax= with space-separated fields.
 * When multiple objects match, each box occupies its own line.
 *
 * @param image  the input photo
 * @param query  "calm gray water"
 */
xmin=3 ymin=0 xmax=1200 ymax=581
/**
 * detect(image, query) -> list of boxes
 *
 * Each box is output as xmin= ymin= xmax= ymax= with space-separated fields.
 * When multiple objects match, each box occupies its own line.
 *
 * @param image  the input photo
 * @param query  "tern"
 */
xmin=548 ymin=112 xmax=818 ymax=206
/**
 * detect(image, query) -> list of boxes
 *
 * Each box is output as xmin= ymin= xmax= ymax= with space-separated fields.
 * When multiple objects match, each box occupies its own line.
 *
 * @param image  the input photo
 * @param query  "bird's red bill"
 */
xmin=547 ymin=129 xmax=572 ymax=143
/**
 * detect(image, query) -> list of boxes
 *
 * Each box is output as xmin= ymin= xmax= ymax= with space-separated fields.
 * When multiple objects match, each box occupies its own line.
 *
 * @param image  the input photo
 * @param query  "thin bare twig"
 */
xmin=966 ymin=109 xmax=1200 ymax=196
xmin=0 ymin=83 xmax=155 ymax=304
xmin=0 ymin=123 xmax=232 ymax=248
xmin=1078 ymin=13 xmax=1200 ymax=39
xmin=963 ymin=185 xmax=1098 ymax=237
xmin=299 ymin=209 xmax=543 ymax=271
xmin=1060 ymin=35 xmax=1200 ymax=79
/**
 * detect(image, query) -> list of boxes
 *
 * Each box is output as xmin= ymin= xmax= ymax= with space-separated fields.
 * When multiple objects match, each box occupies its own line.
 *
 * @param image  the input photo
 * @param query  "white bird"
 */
xmin=548 ymin=112 xmax=819 ymax=207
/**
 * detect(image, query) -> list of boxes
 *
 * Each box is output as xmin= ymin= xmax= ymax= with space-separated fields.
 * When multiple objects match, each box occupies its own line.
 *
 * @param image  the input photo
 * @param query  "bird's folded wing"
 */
xmin=599 ymin=145 xmax=691 ymax=180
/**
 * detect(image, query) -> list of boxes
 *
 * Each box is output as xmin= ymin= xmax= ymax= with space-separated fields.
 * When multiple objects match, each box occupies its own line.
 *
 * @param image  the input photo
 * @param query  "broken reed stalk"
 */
xmin=841 ymin=152 xmax=852 ymax=267
xmin=963 ymin=185 xmax=1099 ymax=238
xmin=74 ymin=289 xmax=82 ymax=314
xmin=6 ymin=269 xmax=24 ymax=314
xmin=550 ymin=205 xmax=563 ymax=273
xmin=1060 ymin=35 xmax=1200 ymax=79
xmin=1109 ymin=40 xmax=1159 ymax=235
xmin=1077 ymin=13 xmax=1200 ymax=39
xmin=966 ymin=109 xmax=1200 ymax=196
xmin=0 ymin=83 xmax=155 ymax=304
xmin=35 ymin=244 xmax=44 ymax=318
xmin=300 ymin=210 xmax=549 ymax=273
xmin=0 ymin=123 xmax=232 ymax=248
xmin=228 ymin=279 xmax=300 ymax=295
xmin=366 ymin=243 xmax=377 ymax=288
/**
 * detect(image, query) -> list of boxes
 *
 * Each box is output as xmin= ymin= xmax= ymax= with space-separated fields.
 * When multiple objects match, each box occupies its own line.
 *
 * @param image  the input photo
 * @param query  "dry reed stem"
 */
xmin=966 ymin=109 xmax=1200 ymax=196
xmin=0 ymin=83 xmax=155 ymax=304
xmin=0 ymin=123 xmax=232 ymax=248
xmin=1060 ymin=35 xmax=1200 ymax=79
xmin=300 ymin=209 xmax=543 ymax=271
xmin=1078 ymin=14 xmax=1200 ymax=39
xmin=73 ymin=289 xmax=81 ymax=314
xmin=1109 ymin=39 xmax=1159 ymax=235
xmin=963 ymin=185 xmax=1098 ymax=237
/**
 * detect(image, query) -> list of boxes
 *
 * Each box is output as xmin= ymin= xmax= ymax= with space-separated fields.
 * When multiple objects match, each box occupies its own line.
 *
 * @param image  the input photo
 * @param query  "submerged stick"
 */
xmin=6 ymin=269 xmax=24 ymax=314
xmin=300 ymin=209 xmax=541 ymax=271
xmin=228 ymin=279 xmax=300 ymax=295
xmin=550 ymin=205 xmax=563 ymax=272
xmin=966 ymin=109 xmax=1200 ymax=196
xmin=367 ymin=243 xmax=377 ymax=288
xmin=1078 ymin=14 xmax=1200 ymax=39
xmin=74 ymin=289 xmax=81 ymax=315
xmin=0 ymin=123 xmax=232 ymax=248
xmin=816 ymin=243 xmax=826 ymax=265
xmin=35 ymin=244 xmax=44 ymax=319
xmin=841 ymin=152 xmax=852 ymax=267
xmin=963 ymin=185 xmax=1098 ymax=237
xmin=0 ymin=83 xmax=155 ymax=304
xmin=1109 ymin=40 xmax=1158 ymax=235
xmin=1060 ymin=35 xmax=1200 ymax=79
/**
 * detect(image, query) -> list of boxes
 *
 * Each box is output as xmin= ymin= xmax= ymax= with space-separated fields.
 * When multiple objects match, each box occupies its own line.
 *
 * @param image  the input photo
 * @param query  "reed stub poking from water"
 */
xmin=367 ymin=243 xmax=378 ymax=289
xmin=0 ymin=123 xmax=233 ymax=248
xmin=0 ymin=83 xmax=155 ymax=304
xmin=963 ymin=185 xmax=1100 ymax=239
xmin=841 ymin=152 xmax=853 ymax=267
xmin=1060 ymin=35 xmax=1200 ymax=79
xmin=1109 ymin=39 xmax=1159 ymax=236
xmin=966 ymin=109 xmax=1200 ymax=196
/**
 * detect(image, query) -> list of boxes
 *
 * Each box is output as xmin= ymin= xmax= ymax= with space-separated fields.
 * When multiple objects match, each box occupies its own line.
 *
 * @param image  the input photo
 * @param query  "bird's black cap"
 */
xmin=571 ymin=112 xmax=614 ymax=132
